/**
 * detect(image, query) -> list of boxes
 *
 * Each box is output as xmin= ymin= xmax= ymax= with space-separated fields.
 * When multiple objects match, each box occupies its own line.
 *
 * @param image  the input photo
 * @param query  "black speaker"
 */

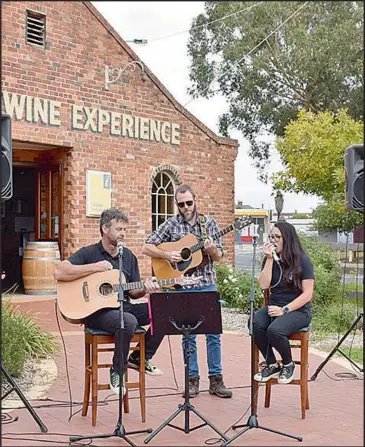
xmin=1 ymin=113 xmax=13 ymax=201
xmin=345 ymin=144 xmax=364 ymax=212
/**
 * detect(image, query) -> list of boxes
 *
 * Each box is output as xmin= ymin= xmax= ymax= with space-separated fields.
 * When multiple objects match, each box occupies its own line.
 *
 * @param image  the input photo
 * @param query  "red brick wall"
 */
xmin=1 ymin=1 xmax=238 ymax=277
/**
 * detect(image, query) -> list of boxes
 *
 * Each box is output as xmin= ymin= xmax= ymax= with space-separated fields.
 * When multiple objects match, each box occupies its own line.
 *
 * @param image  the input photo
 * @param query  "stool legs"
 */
xmin=91 ymin=339 xmax=98 ymax=426
xmin=82 ymin=333 xmax=146 ymax=426
xmin=82 ymin=338 xmax=91 ymax=417
xmin=300 ymin=333 xmax=309 ymax=419
xmin=139 ymin=334 xmax=146 ymax=423
xmin=254 ymin=334 xmax=310 ymax=419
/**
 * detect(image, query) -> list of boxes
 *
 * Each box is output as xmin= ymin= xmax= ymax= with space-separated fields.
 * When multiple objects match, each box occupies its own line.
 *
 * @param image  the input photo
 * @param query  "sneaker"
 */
xmin=128 ymin=357 xmax=163 ymax=376
xmin=278 ymin=362 xmax=295 ymax=384
xmin=254 ymin=363 xmax=281 ymax=382
xmin=109 ymin=368 xmax=126 ymax=395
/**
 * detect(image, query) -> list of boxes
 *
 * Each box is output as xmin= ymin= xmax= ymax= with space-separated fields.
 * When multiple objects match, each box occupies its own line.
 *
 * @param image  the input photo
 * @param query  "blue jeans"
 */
xmin=181 ymin=284 xmax=222 ymax=377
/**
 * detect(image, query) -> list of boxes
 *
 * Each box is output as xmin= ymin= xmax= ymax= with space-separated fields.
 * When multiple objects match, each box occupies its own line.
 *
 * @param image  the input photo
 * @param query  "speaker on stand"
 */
xmin=345 ymin=144 xmax=364 ymax=213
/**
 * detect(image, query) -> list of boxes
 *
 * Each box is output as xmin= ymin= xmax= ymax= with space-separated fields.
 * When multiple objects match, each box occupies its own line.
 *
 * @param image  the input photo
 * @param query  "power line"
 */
xmin=184 ymin=1 xmax=309 ymax=107
xmin=147 ymin=2 xmax=265 ymax=43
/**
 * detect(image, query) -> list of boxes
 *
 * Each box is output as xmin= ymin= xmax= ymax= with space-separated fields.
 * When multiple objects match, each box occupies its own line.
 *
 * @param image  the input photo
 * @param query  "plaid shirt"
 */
xmin=145 ymin=212 xmax=223 ymax=286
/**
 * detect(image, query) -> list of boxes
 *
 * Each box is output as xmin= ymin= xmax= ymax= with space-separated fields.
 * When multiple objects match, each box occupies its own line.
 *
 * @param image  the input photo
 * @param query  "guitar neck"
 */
xmin=113 ymin=278 xmax=178 ymax=292
xmin=191 ymin=224 xmax=235 ymax=253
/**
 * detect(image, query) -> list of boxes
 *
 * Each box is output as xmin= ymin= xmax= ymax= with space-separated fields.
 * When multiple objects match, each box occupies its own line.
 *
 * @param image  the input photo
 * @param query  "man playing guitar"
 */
xmin=142 ymin=185 xmax=233 ymax=399
xmin=54 ymin=208 xmax=163 ymax=396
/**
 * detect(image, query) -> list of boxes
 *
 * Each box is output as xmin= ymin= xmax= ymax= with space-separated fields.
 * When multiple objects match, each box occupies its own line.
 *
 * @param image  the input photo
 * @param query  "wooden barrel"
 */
xmin=22 ymin=241 xmax=61 ymax=295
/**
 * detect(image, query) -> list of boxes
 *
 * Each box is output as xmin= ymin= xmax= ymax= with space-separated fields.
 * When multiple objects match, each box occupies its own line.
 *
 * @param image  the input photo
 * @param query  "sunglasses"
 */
xmin=177 ymin=200 xmax=194 ymax=208
xmin=269 ymin=234 xmax=282 ymax=242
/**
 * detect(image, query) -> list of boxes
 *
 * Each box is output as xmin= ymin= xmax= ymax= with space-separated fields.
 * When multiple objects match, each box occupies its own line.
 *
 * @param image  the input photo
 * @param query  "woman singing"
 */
xmin=253 ymin=221 xmax=314 ymax=384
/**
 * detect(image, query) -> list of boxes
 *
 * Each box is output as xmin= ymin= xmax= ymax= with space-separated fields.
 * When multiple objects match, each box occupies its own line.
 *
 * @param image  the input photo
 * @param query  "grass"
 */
xmin=310 ymin=294 xmax=363 ymax=367
xmin=1 ymin=300 xmax=59 ymax=377
xmin=339 ymin=347 xmax=363 ymax=365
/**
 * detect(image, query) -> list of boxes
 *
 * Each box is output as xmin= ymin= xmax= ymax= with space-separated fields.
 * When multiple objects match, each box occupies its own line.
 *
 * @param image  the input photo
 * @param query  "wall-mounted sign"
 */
xmin=86 ymin=170 xmax=112 ymax=217
xmin=1 ymin=91 xmax=181 ymax=145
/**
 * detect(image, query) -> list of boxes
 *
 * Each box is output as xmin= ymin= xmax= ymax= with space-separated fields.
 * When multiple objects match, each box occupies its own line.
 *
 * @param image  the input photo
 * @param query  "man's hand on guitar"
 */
xmin=168 ymin=251 xmax=182 ymax=264
xmin=95 ymin=260 xmax=113 ymax=272
xmin=203 ymin=238 xmax=218 ymax=256
xmin=144 ymin=277 xmax=161 ymax=293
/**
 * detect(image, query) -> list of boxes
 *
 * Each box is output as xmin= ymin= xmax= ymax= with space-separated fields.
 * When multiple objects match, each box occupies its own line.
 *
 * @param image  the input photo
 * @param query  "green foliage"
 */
xmin=299 ymin=234 xmax=342 ymax=309
xmin=215 ymin=263 xmax=263 ymax=312
xmin=1 ymin=301 xmax=59 ymax=377
xmin=273 ymin=109 xmax=363 ymax=200
xmin=312 ymin=200 xmax=363 ymax=234
xmin=291 ymin=213 xmax=311 ymax=219
xmin=217 ymin=234 xmax=343 ymax=314
xmin=311 ymin=301 xmax=361 ymax=333
xmin=188 ymin=1 xmax=364 ymax=178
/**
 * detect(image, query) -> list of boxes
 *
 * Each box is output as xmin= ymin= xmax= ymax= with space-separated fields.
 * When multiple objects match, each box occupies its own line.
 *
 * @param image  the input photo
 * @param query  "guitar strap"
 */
xmin=198 ymin=213 xmax=209 ymax=242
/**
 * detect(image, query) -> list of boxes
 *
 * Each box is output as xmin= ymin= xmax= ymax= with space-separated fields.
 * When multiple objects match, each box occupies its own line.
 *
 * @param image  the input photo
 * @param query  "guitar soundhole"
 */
xmin=99 ymin=282 xmax=113 ymax=296
xmin=180 ymin=248 xmax=191 ymax=261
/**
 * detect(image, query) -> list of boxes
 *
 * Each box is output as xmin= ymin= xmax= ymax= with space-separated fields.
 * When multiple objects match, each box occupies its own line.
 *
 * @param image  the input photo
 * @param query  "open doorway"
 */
xmin=1 ymin=167 xmax=36 ymax=292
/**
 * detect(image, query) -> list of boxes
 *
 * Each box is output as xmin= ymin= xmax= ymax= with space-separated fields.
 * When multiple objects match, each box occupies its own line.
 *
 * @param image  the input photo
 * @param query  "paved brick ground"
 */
xmin=2 ymin=296 xmax=363 ymax=446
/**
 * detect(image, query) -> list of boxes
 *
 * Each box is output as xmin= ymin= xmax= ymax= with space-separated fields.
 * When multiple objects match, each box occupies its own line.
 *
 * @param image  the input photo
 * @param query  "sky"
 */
xmin=92 ymin=1 xmax=320 ymax=213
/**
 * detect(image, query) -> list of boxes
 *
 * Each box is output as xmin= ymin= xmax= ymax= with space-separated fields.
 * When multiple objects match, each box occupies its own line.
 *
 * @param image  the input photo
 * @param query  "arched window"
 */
xmin=152 ymin=172 xmax=175 ymax=231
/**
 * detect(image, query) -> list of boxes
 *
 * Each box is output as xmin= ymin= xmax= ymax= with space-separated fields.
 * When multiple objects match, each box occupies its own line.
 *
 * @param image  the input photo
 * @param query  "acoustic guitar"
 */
xmin=151 ymin=215 xmax=253 ymax=280
xmin=57 ymin=270 xmax=200 ymax=324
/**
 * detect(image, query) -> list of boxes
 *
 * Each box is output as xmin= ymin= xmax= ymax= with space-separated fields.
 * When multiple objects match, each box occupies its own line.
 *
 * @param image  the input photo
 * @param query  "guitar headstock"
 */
xmin=175 ymin=275 xmax=202 ymax=288
xmin=235 ymin=215 xmax=253 ymax=230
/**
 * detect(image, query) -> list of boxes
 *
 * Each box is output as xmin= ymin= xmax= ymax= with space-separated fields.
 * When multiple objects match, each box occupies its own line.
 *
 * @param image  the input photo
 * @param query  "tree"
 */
xmin=273 ymin=109 xmax=363 ymax=200
xmin=273 ymin=109 xmax=363 ymax=232
xmin=311 ymin=200 xmax=363 ymax=234
xmin=187 ymin=1 xmax=364 ymax=180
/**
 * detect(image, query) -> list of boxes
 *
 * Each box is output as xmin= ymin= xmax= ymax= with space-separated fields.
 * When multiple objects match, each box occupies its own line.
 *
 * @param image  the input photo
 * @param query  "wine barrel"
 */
xmin=22 ymin=241 xmax=61 ymax=295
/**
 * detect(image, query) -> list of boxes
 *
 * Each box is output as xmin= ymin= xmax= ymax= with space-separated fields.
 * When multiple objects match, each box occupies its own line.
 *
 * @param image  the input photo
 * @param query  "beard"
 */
xmin=178 ymin=203 xmax=197 ymax=222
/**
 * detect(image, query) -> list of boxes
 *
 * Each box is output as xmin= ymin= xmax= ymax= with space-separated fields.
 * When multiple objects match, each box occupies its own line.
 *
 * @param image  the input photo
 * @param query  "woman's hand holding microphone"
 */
xmin=263 ymin=242 xmax=277 ymax=260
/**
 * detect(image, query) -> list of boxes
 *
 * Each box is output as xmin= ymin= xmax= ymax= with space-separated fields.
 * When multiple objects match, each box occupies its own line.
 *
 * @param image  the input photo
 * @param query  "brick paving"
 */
xmin=2 ymin=296 xmax=363 ymax=446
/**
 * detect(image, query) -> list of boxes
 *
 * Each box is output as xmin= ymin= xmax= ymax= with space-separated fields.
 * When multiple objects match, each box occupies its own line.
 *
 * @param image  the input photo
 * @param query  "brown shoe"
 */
xmin=209 ymin=375 xmax=233 ymax=398
xmin=182 ymin=376 xmax=200 ymax=398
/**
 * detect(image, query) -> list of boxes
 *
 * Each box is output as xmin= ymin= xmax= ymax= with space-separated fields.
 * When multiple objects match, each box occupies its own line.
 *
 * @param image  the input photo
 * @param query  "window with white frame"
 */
xmin=151 ymin=172 xmax=175 ymax=231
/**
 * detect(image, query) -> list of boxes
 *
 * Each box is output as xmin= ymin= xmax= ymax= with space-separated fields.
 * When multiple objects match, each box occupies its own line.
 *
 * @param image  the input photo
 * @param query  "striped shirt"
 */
xmin=145 ymin=212 xmax=223 ymax=286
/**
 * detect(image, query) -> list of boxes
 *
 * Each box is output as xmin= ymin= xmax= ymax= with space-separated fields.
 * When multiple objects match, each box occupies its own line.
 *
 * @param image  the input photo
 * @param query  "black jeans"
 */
xmin=253 ymin=306 xmax=312 ymax=365
xmin=123 ymin=301 xmax=164 ymax=362
xmin=86 ymin=309 xmax=137 ymax=374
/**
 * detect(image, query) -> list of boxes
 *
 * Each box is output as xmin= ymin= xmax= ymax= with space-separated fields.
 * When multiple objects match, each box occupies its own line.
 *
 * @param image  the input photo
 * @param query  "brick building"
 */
xmin=1 ymin=1 xmax=238 ymax=292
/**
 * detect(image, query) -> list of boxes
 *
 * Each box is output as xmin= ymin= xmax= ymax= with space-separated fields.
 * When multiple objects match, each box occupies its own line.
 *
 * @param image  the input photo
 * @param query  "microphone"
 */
xmin=272 ymin=250 xmax=280 ymax=263
xmin=117 ymin=240 xmax=124 ymax=256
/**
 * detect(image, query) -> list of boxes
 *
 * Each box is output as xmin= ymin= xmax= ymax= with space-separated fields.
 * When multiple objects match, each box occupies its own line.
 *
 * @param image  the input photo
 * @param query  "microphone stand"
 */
xmin=70 ymin=242 xmax=152 ymax=446
xmin=222 ymin=235 xmax=302 ymax=446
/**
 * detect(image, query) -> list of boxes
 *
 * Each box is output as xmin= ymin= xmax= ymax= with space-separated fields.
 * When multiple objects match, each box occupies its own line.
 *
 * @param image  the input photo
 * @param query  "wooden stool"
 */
xmin=253 ymin=326 xmax=310 ymax=419
xmin=82 ymin=326 xmax=146 ymax=426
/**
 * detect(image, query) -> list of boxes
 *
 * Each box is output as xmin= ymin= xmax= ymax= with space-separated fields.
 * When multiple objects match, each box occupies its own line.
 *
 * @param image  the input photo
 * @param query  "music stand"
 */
xmin=144 ymin=290 xmax=229 ymax=444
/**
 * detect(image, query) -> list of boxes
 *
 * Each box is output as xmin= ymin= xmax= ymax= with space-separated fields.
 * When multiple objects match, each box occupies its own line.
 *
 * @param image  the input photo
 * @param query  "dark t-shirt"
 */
xmin=67 ymin=240 xmax=141 ymax=295
xmin=262 ymin=252 xmax=314 ymax=309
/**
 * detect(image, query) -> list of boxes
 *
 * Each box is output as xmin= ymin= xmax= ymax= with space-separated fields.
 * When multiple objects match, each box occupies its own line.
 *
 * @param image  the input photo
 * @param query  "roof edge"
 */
xmin=84 ymin=1 xmax=238 ymax=148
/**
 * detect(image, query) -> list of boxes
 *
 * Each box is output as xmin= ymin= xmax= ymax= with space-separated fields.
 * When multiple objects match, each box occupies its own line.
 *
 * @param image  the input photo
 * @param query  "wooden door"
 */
xmin=35 ymin=164 xmax=63 ymax=254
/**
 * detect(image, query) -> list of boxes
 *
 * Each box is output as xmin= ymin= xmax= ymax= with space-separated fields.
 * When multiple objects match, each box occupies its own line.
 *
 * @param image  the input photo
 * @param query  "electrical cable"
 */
xmin=184 ymin=1 xmax=309 ymax=107
xmin=167 ymin=334 xmax=179 ymax=391
xmin=146 ymin=2 xmax=264 ymax=43
xmin=54 ymin=299 xmax=74 ymax=422
xmin=203 ymin=333 xmax=271 ymax=445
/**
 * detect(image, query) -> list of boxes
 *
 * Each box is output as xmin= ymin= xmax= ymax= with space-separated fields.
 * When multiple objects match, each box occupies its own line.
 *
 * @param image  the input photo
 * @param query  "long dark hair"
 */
xmin=274 ymin=221 xmax=305 ymax=291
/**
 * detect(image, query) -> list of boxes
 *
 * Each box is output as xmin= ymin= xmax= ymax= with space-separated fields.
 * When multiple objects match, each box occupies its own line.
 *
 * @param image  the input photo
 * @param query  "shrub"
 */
xmin=217 ymin=234 xmax=342 ymax=314
xmin=216 ymin=263 xmax=263 ymax=312
xmin=311 ymin=300 xmax=361 ymax=334
xmin=1 ymin=300 xmax=59 ymax=377
xmin=298 ymin=234 xmax=342 ymax=309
